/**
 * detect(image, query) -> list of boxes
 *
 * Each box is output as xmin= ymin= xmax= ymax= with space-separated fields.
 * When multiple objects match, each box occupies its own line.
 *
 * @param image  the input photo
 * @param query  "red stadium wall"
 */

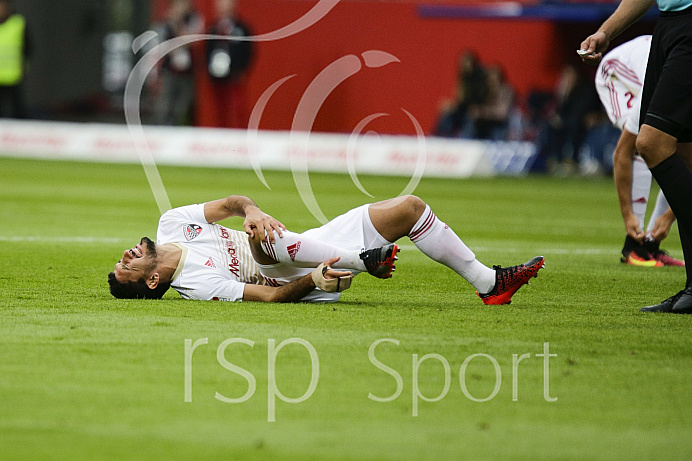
xmin=150 ymin=0 xmax=648 ymax=135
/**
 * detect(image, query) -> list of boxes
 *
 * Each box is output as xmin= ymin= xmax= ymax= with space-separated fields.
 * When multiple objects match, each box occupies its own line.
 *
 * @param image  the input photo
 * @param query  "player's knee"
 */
xmin=635 ymin=127 xmax=677 ymax=167
xmin=635 ymin=132 xmax=655 ymax=162
xmin=401 ymin=195 xmax=426 ymax=218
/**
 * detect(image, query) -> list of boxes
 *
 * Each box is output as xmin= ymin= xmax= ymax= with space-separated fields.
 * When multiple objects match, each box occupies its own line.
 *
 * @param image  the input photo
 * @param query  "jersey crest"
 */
xmin=183 ymin=224 xmax=203 ymax=241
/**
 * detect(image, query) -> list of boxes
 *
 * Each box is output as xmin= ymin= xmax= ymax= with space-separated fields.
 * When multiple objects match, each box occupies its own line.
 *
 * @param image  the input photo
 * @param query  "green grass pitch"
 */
xmin=1 ymin=156 xmax=691 ymax=460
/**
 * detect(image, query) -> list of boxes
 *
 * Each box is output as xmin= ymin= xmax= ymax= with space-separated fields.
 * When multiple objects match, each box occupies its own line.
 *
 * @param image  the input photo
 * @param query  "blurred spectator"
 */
xmin=205 ymin=0 xmax=254 ymax=128
xmin=0 ymin=0 xmax=30 ymax=119
xmin=576 ymin=109 xmax=619 ymax=175
xmin=154 ymin=0 xmax=203 ymax=125
xmin=434 ymin=50 xmax=486 ymax=138
xmin=532 ymin=64 xmax=600 ymax=174
xmin=467 ymin=65 xmax=515 ymax=140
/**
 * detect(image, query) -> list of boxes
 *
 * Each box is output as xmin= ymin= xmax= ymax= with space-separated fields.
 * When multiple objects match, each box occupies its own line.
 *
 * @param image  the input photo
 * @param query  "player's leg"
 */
xmin=643 ymin=188 xmax=686 ymax=266
xmin=639 ymin=129 xmax=692 ymax=276
xmin=671 ymin=143 xmax=692 ymax=274
xmin=250 ymin=203 xmax=402 ymax=279
xmin=636 ymin=15 xmax=692 ymax=238
xmin=622 ymin=156 xmax=659 ymax=265
xmin=631 ymin=158 xmax=652 ymax=233
xmin=645 ymin=190 xmax=668 ymax=237
xmin=368 ymin=195 xmax=544 ymax=304
xmin=637 ymin=13 xmax=692 ymax=312
xmin=368 ymin=195 xmax=494 ymax=293
xmin=257 ymin=229 xmax=368 ymax=272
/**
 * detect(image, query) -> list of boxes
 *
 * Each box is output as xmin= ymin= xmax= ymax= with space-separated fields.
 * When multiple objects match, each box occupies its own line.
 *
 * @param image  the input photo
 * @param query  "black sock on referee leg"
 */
xmin=650 ymin=153 xmax=692 ymax=275
xmin=679 ymin=227 xmax=692 ymax=286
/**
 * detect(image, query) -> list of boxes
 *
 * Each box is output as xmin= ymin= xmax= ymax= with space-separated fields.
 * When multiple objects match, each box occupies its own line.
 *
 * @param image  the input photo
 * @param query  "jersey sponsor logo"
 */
xmin=287 ymin=241 xmax=301 ymax=261
xmin=183 ymin=224 xmax=203 ymax=241
xmin=226 ymin=240 xmax=240 ymax=277
xmin=204 ymin=257 xmax=217 ymax=268
xmin=220 ymin=228 xmax=229 ymax=239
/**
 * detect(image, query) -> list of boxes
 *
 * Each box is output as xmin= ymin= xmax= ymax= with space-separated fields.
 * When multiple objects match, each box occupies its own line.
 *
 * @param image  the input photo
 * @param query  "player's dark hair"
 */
xmin=107 ymin=271 xmax=170 ymax=299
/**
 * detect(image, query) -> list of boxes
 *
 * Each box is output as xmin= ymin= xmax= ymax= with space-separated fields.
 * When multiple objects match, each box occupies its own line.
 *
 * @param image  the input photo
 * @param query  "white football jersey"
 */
xmin=156 ymin=203 xmax=264 ymax=302
xmin=595 ymin=35 xmax=651 ymax=135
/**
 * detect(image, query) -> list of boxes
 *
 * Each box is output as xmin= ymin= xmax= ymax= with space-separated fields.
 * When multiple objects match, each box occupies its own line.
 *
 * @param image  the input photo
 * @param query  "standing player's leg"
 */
xmin=645 ymin=190 xmax=669 ymax=237
xmin=368 ymin=195 xmax=544 ymax=305
xmin=643 ymin=189 xmax=685 ymax=266
xmin=677 ymin=144 xmax=692 ymax=279
xmin=639 ymin=130 xmax=692 ymax=312
xmin=632 ymin=158 xmax=653 ymax=232
xmin=666 ymin=143 xmax=692 ymax=274
xmin=623 ymin=156 xmax=659 ymax=265
xmin=636 ymin=12 xmax=692 ymax=313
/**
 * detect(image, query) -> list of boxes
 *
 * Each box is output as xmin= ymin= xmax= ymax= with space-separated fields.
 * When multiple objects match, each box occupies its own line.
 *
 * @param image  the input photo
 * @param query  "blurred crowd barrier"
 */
xmin=0 ymin=119 xmax=536 ymax=176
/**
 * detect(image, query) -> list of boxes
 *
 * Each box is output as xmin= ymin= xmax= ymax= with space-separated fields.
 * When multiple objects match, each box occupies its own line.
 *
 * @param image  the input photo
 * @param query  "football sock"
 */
xmin=631 ymin=157 xmax=653 ymax=230
xmin=622 ymin=235 xmax=648 ymax=259
xmin=645 ymin=190 xmax=669 ymax=236
xmin=261 ymin=230 xmax=366 ymax=271
xmin=408 ymin=205 xmax=496 ymax=293
xmin=649 ymin=153 xmax=692 ymax=267
xmin=679 ymin=227 xmax=692 ymax=286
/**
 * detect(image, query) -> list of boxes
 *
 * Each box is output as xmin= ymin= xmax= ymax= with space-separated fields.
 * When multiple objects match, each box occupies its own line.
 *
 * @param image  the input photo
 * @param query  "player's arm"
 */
xmin=203 ymin=195 xmax=285 ymax=243
xmin=579 ymin=0 xmax=655 ymax=64
xmin=243 ymin=276 xmax=317 ymax=303
xmin=613 ymin=129 xmax=644 ymax=242
xmin=243 ymin=258 xmax=353 ymax=303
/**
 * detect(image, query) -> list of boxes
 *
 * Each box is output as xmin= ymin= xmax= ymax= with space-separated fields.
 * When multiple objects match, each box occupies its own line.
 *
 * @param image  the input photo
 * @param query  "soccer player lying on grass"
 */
xmin=108 ymin=194 xmax=544 ymax=304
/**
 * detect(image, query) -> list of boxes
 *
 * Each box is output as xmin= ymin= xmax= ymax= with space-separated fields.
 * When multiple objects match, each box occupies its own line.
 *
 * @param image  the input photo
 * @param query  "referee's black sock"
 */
xmin=650 ymin=152 xmax=692 ymax=276
xmin=680 ymin=227 xmax=692 ymax=286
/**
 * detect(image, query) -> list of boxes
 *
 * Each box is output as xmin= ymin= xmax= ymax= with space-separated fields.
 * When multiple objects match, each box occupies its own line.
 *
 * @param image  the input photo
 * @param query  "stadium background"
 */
xmin=18 ymin=0 xmax=655 ymax=134
xmin=4 ymin=2 xmax=691 ymax=461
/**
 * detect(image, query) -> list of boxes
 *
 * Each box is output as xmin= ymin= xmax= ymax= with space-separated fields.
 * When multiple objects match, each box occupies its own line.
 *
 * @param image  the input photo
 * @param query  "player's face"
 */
xmin=113 ymin=237 xmax=158 ymax=284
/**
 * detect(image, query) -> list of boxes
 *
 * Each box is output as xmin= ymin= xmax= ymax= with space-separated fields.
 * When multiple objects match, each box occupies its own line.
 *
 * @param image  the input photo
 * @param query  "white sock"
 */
xmin=631 ymin=156 xmax=653 ymax=230
xmin=261 ymin=230 xmax=366 ymax=271
xmin=408 ymin=205 xmax=496 ymax=293
xmin=646 ymin=189 xmax=670 ymax=236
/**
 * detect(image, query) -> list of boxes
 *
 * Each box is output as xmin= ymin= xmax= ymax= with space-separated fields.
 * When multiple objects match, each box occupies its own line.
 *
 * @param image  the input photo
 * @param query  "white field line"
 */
xmin=398 ymin=244 xmax=615 ymax=255
xmin=0 ymin=236 xmax=131 ymax=244
xmin=1 ymin=237 xmax=682 ymax=258
xmin=470 ymin=246 xmax=612 ymax=255
xmin=1 ymin=236 xmax=618 ymax=255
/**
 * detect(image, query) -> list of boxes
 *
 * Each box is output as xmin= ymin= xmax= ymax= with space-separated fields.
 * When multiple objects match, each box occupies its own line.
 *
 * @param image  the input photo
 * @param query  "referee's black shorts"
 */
xmin=640 ymin=5 xmax=692 ymax=143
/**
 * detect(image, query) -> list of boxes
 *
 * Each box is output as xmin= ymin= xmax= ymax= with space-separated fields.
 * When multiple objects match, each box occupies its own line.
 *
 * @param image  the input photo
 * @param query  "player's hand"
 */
xmin=321 ymin=257 xmax=353 ymax=279
xmin=578 ymin=31 xmax=609 ymax=65
xmin=243 ymin=206 xmax=286 ymax=244
xmin=650 ymin=210 xmax=676 ymax=242
xmin=311 ymin=257 xmax=354 ymax=293
xmin=623 ymin=212 xmax=644 ymax=243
